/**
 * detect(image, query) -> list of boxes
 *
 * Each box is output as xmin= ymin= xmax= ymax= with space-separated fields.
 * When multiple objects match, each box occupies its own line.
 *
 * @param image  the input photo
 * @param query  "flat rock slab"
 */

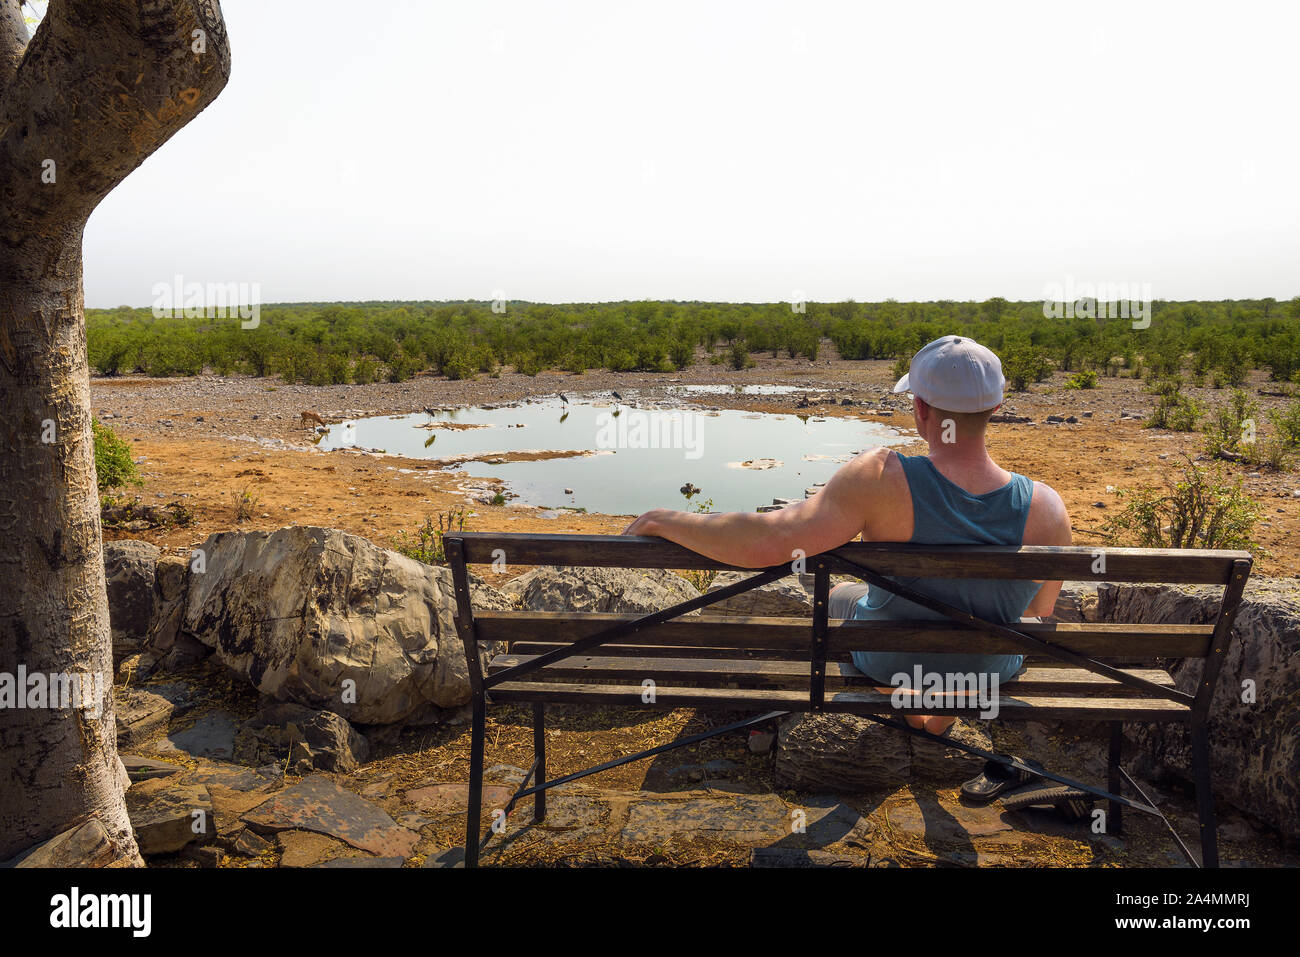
xmin=126 ymin=780 xmax=214 ymax=855
xmin=208 ymin=784 xmax=280 ymax=841
xmin=789 ymin=796 xmax=873 ymax=846
xmin=160 ymin=712 xmax=237 ymax=761
xmin=188 ymin=762 xmax=283 ymax=793
xmin=276 ymin=830 xmax=363 ymax=868
xmin=243 ymin=775 xmax=420 ymax=858
xmin=405 ymin=782 xmax=514 ymax=815
xmin=120 ymin=754 xmax=182 ymax=783
xmin=622 ymin=795 xmax=791 ymax=845
xmin=488 ymin=796 xmax=608 ymax=850
xmin=116 ymin=690 xmax=175 ymax=749
xmin=141 ymin=680 xmax=202 ymax=712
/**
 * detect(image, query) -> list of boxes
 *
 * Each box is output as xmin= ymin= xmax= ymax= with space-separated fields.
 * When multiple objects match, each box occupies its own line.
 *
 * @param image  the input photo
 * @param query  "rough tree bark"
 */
xmin=0 ymin=0 xmax=230 ymax=864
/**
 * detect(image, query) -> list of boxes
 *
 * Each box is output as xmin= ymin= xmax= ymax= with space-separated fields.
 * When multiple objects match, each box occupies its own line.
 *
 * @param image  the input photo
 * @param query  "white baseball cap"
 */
xmin=892 ymin=336 xmax=1005 ymax=413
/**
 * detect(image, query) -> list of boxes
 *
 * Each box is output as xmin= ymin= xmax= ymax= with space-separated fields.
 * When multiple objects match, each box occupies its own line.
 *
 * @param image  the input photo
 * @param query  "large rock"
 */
xmin=141 ymin=554 xmax=209 ymax=674
xmin=2 ymin=819 xmax=125 ymax=868
xmin=235 ymin=703 xmax=369 ymax=774
xmin=502 ymin=565 xmax=699 ymax=613
xmin=183 ymin=527 xmax=509 ymax=725
xmin=104 ymin=540 xmax=160 ymax=663
xmin=1095 ymin=578 xmax=1300 ymax=840
xmin=126 ymin=779 xmax=214 ymax=855
xmin=1052 ymin=581 xmax=1102 ymax=622
xmin=701 ymin=570 xmax=814 ymax=617
xmin=775 ymin=713 xmax=991 ymax=792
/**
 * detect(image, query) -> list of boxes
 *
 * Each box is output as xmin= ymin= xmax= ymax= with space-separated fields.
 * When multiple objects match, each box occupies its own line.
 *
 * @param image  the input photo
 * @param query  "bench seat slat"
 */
xmin=488 ymin=653 xmax=1176 ymax=695
xmin=505 ymin=642 xmax=1178 ymax=668
xmin=453 ymin=533 xmax=1245 ymax=583
xmin=486 ymin=680 xmax=1192 ymax=721
xmin=476 ymin=611 xmax=1214 ymax=657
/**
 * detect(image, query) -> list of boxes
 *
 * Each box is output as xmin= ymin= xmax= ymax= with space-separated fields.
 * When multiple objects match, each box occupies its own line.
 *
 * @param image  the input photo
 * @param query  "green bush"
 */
xmin=391 ymin=510 xmax=467 ymax=566
xmin=1105 ymin=457 xmax=1262 ymax=552
xmin=1146 ymin=393 xmax=1201 ymax=431
xmin=1203 ymin=390 xmax=1259 ymax=459
xmin=92 ymin=419 xmax=141 ymax=493
xmin=1064 ymin=370 xmax=1098 ymax=390
xmin=1002 ymin=348 xmax=1052 ymax=391
xmin=1272 ymin=398 xmax=1300 ymax=449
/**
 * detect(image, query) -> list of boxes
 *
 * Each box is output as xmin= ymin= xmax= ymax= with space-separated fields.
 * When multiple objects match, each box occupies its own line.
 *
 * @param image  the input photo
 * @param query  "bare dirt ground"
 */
xmin=95 ymin=347 xmax=1300 ymax=867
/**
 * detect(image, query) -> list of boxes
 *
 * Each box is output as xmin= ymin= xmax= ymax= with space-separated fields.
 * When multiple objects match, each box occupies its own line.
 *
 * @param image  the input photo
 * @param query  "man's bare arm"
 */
xmin=1022 ymin=482 xmax=1073 ymax=618
xmin=622 ymin=448 xmax=892 ymax=567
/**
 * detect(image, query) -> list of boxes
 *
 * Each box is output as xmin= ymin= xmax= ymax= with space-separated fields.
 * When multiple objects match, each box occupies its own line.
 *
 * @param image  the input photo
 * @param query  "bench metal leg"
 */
xmin=533 ymin=702 xmax=547 ymax=823
xmin=464 ymin=696 xmax=486 ymax=869
xmin=1191 ymin=722 xmax=1218 ymax=868
xmin=1107 ymin=721 xmax=1124 ymax=836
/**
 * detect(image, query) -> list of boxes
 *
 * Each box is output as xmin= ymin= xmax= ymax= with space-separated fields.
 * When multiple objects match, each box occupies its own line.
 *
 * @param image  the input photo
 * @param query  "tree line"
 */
xmin=86 ymin=296 xmax=1300 ymax=387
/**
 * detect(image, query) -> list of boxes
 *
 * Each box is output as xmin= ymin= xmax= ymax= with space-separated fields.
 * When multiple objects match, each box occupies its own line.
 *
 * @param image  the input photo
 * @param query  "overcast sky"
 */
xmin=66 ymin=0 xmax=1300 ymax=307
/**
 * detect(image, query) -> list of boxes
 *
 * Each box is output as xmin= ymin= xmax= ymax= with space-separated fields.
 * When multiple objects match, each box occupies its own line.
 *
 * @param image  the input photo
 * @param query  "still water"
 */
xmin=318 ymin=396 xmax=917 ymax=515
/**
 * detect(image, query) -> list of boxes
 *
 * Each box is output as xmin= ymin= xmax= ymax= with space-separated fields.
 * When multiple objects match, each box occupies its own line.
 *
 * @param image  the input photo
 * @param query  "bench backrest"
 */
xmin=445 ymin=533 xmax=1252 ymax=719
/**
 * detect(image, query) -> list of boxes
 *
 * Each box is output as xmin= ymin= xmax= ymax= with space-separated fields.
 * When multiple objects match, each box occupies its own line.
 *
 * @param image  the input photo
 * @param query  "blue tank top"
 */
xmin=849 ymin=454 xmax=1040 ymax=684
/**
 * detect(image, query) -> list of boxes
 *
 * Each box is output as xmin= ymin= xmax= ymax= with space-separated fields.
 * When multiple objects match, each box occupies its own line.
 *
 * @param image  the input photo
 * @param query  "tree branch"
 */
xmin=0 ymin=0 xmax=30 ymax=99
xmin=0 ymin=0 xmax=232 ymax=236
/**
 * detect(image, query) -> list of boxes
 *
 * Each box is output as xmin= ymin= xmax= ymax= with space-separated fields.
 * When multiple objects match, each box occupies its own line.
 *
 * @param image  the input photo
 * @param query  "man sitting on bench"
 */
xmin=623 ymin=335 xmax=1073 ymax=735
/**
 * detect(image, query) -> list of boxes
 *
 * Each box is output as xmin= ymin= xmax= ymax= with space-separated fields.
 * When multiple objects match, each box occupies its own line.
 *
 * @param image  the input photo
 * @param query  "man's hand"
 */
xmin=622 ymin=508 xmax=670 ymax=537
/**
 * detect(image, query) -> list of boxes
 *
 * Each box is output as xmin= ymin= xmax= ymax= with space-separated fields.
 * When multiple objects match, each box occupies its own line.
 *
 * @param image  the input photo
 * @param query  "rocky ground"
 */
xmin=113 ymin=664 xmax=1296 ymax=869
xmin=77 ymin=346 xmax=1300 ymax=869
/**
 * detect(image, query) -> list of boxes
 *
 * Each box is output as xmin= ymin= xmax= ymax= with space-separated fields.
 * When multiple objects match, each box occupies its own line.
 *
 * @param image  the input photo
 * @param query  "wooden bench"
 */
xmin=446 ymin=532 xmax=1252 ymax=868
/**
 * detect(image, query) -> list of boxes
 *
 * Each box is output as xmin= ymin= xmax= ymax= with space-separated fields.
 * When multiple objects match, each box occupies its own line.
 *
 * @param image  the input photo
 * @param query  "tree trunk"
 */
xmin=0 ymin=0 xmax=230 ymax=865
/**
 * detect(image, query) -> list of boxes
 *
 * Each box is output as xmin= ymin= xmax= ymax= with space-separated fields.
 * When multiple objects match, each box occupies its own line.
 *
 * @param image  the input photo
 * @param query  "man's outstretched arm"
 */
xmin=621 ymin=448 xmax=891 ymax=567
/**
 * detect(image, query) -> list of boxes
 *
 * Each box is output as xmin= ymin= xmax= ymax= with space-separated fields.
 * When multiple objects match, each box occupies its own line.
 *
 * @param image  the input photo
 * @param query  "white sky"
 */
xmin=73 ymin=0 xmax=1300 ymax=307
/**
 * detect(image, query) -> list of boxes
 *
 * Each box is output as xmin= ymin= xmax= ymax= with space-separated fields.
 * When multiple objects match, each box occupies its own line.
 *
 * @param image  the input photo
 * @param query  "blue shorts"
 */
xmin=828 ymin=582 xmax=1027 ymax=687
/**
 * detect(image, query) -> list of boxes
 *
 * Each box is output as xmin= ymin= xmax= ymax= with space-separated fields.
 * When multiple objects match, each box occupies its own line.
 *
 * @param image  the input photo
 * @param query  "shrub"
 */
xmin=1105 ymin=457 xmax=1262 ymax=552
xmin=91 ymin=419 xmax=141 ymax=493
xmin=386 ymin=347 xmax=422 ymax=383
xmin=391 ymin=509 xmax=467 ymax=566
xmin=352 ymin=356 xmax=379 ymax=384
xmin=729 ymin=340 xmax=752 ymax=371
xmin=1203 ymin=390 xmax=1259 ymax=459
xmin=231 ymin=484 xmax=260 ymax=524
xmin=514 ymin=352 xmax=544 ymax=377
xmin=1146 ymin=392 xmax=1200 ymax=431
xmin=1064 ymin=370 xmax=1098 ymax=390
xmin=1002 ymin=347 xmax=1052 ymax=391
xmin=1272 ymin=398 xmax=1300 ymax=449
